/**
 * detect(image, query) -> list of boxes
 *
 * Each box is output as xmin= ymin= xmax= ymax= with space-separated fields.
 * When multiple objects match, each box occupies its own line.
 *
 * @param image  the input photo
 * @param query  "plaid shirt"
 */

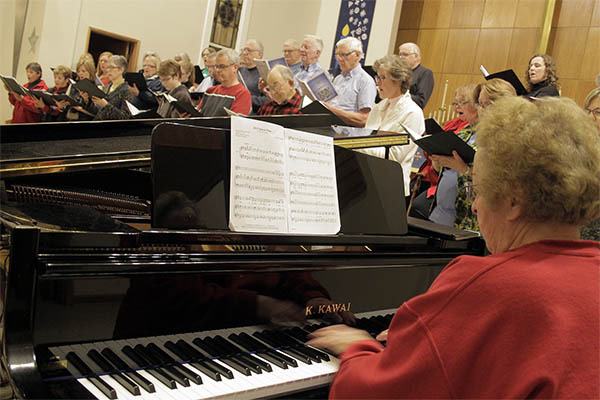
xmin=257 ymin=91 xmax=302 ymax=115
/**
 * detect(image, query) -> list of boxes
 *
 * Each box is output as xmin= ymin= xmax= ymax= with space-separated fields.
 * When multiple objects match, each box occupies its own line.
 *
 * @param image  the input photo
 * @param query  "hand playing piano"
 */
xmin=375 ymin=329 xmax=388 ymax=342
xmin=306 ymin=324 xmax=376 ymax=356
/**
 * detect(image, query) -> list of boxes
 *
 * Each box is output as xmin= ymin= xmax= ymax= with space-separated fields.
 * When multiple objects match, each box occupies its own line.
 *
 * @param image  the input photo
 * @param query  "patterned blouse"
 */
xmin=454 ymin=127 xmax=479 ymax=232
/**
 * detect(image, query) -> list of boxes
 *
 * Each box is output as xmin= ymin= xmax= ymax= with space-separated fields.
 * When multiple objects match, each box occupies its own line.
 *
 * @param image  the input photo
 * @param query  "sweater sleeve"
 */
xmin=329 ymin=303 xmax=452 ymax=399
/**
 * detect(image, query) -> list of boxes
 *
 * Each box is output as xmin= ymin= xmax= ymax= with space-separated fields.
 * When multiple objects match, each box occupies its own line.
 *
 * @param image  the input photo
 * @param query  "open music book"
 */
xmin=400 ymin=122 xmax=475 ymax=164
xmin=298 ymin=72 xmax=338 ymax=102
xmin=255 ymin=57 xmax=288 ymax=81
xmin=156 ymin=92 xmax=202 ymax=117
xmin=229 ymin=116 xmax=340 ymax=234
xmin=124 ymin=72 xmax=148 ymax=92
xmin=479 ymin=66 xmax=528 ymax=96
xmin=74 ymin=79 xmax=107 ymax=98
xmin=200 ymin=92 xmax=235 ymax=117
xmin=0 ymin=75 xmax=29 ymax=96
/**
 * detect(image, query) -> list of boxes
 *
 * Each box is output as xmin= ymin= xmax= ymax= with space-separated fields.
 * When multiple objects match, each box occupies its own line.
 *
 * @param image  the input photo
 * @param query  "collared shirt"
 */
xmin=257 ymin=90 xmax=302 ymax=115
xmin=289 ymin=62 xmax=303 ymax=76
xmin=329 ymin=64 xmax=377 ymax=112
xmin=295 ymin=62 xmax=324 ymax=83
xmin=362 ymin=91 xmax=425 ymax=196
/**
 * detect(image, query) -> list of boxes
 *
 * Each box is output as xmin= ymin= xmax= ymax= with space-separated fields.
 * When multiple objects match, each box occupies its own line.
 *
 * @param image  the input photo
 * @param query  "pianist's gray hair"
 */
xmin=303 ymin=35 xmax=324 ymax=52
xmin=336 ymin=37 xmax=363 ymax=58
xmin=110 ymin=55 xmax=128 ymax=71
xmin=217 ymin=48 xmax=240 ymax=66
xmin=373 ymin=55 xmax=412 ymax=94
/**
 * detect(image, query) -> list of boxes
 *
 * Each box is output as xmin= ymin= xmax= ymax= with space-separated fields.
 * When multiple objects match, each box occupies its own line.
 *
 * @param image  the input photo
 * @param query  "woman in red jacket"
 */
xmin=6 ymin=62 xmax=48 ymax=123
xmin=308 ymin=97 xmax=600 ymax=399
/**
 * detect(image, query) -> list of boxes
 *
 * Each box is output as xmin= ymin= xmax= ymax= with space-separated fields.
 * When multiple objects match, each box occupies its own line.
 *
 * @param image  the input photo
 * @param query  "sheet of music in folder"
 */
xmin=229 ymin=116 xmax=340 ymax=234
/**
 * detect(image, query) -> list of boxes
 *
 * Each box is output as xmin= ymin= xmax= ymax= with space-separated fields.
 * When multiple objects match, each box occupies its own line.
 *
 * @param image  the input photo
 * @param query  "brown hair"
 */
xmin=26 ymin=62 xmax=42 ymax=77
xmin=158 ymin=59 xmax=182 ymax=78
xmin=52 ymin=65 xmax=72 ymax=80
xmin=525 ymin=53 xmax=559 ymax=89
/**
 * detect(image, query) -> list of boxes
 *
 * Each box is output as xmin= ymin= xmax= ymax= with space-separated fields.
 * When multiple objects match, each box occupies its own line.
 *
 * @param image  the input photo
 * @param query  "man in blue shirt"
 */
xmin=295 ymin=35 xmax=325 ymax=83
xmin=326 ymin=37 xmax=377 ymax=127
xmin=282 ymin=39 xmax=303 ymax=76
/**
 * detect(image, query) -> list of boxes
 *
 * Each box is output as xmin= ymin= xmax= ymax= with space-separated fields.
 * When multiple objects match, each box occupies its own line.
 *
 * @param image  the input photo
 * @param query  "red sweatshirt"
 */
xmin=8 ymin=79 xmax=48 ymax=123
xmin=331 ymin=240 xmax=600 ymax=399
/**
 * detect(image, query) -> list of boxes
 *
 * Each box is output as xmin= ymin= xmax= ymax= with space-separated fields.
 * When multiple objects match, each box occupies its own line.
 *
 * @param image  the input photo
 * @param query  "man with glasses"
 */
xmin=238 ymin=39 xmax=269 ymax=112
xmin=194 ymin=52 xmax=219 ymax=94
xmin=257 ymin=65 xmax=302 ymax=116
xmin=326 ymin=37 xmax=377 ymax=127
xmin=398 ymin=42 xmax=434 ymax=109
xmin=197 ymin=48 xmax=251 ymax=115
xmin=282 ymin=39 xmax=302 ymax=75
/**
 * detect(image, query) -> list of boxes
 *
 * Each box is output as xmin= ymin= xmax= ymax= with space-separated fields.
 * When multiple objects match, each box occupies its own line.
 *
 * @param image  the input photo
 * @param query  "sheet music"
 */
xmin=285 ymin=128 xmax=340 ymax=234
xmin=229 ymin=116 xmax=288 ymax=233
xmin=229 ymin=116 xmax=340 ymax=234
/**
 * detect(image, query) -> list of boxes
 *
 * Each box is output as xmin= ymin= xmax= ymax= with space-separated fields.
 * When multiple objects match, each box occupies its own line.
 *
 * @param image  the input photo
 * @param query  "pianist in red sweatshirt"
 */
xmin=308 ymin=97 xmax=600 ymax=399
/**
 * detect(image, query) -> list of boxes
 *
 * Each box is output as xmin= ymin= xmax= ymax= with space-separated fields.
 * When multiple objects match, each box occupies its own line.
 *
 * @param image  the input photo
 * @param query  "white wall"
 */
xmin=244 ymin=0 xmax=321 ymax=59
xmin=0 ymin=0 xmax=16 ymax=123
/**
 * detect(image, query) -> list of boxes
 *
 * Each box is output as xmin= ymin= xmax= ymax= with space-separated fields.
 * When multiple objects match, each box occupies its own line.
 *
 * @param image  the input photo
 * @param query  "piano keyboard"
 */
xmin=49 ymin=309 xmax=395 ymax=400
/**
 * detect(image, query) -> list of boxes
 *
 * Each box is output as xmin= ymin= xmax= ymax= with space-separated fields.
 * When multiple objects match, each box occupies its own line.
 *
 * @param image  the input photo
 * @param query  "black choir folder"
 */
xmin=74 ymin=78 xmax=107 ymax=98
xmin=480 ymin=66 xmax=527 ymax=96
xmin=124 ymin=72 xmax=148 ymax=92
xmin=0 ymin=75 xmax=28 ymax=96
xmin=400 ymin=122 xmax=475 ymax=164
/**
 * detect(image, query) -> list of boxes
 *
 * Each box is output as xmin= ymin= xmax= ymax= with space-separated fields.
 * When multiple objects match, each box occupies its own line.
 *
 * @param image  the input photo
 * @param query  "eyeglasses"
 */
xmin=463 ymin=181 xmax=479 ymax=202
xmin=586 ymin=108 xmax=600 ymax=120
xmin=335 ymin=50 xmax=356 ymax=58
xmin=241 ymin=47 xmax=259 ymax=53
xmin=106 ymin=65 xmax=119 ymax=70
xmin=374 ymin=75 xmax=387 ymax=83
xmin=283 ymin=49 xmax=299 ymax=54
xmin=215 ymin=64 xmax=234 ymax=70
xmin=398 ymin=52 xmax=416 ymax=57
xmin=143 ymin=64 xmax=157 ymax=69
xmin=452 ymin=100 xmax=471 ymax=107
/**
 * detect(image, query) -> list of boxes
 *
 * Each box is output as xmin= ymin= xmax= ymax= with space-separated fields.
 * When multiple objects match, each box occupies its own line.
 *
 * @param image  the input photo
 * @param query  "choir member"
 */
xmin=309 ymin=96 xmax=600 ymax=399
xmin=37 ymin=65 xmax=73 ymax=122
xmin=257 ymin=65 xmax=302 ymax=115
xmin=85 ymin=55 xmax=132 ymax=120
xmin=194 ymin=51 xmax=218 ymax=94
xmin=526 ymin=53 xmax=560 ymax=97
xmin=96 ymin=51 xmax=113 ymax=88
xmin=197 ymin=48 xmax=251 ymax=115
xmin=295 ymin=35 xmax=326 ymax=82
xmin=361 ymin=55 xmax=424 ymax=199
xmin=584 ymin=87 xmax=600 ymax=130
xmin=200 ymin=47 xmax=217 ymax=79
xmin=6 ymin=62 xmax=48 ymax=123
xmin=129 ymin=52 xmax=164 ymax=110
xmin=398 ymin=42 xmax=434 ymax=108
xmin=238 ymin=39 xmax=269 ymax=112
xmin=326 ymin=36 xmax=377 ymax=127
xmin=174 ymin=53 xmax=195 ymax=90
xmin=156 ymin=59 xmax=193 ymax=118
xmin=282 ymin=39 xmax=302 ymax=75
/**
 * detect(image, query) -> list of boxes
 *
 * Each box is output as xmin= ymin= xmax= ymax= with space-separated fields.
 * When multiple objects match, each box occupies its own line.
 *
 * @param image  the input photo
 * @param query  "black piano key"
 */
xmin=236 ymin=332 xmax=297 ymax=367
xmin=195 ymin=338 xmax=253 ymax=376
xmin=164 ymin=341 xmax=221 ymax=381
xmin=65 ymin=352 xmax=117 ymax=400
xmin=228 ymin=334 xmax=288 ymax=369
xmin=269 ymin=331 xmax=322 ymax=363
xmin=87 ymin=349 xmax=141 ymax=396
xmin=177 ymin=340 xmax=234 ymax=379
xmin=256 ymin=332 xmax=312 ymax=365
xmin=133 ymin=345 xmax=190 ymax=387
xmin=219 ymin=357 xmax=252 ymax=376
xmin=192 ymin=338 xmax=221 ymax=358
xmin=255 ymin=351 xmax=289 ymax=369
xmin=100 ymin=348 xmax=156 ymax=393
xmin=214 ymin=336 xmax=272 ymax=373
xmin=146 ymin=343 xmax=203 ymax=385
xmin=278 ymin=330 xmax=331 ymax=362
xmin=122 ymin=345 xmax=177 ymax=389
xmin=201 ymin=336 xmax=259 ymax=375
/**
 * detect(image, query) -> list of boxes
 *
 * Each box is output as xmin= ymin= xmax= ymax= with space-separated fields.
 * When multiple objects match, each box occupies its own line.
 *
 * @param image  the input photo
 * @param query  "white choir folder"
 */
xmin=229 ymin=116 xmax=341 ymax=235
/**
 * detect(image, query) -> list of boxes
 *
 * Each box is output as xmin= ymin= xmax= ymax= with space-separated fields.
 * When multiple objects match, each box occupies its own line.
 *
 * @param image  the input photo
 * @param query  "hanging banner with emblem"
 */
xmin=329 ymin=0 xmax=376 ymax=72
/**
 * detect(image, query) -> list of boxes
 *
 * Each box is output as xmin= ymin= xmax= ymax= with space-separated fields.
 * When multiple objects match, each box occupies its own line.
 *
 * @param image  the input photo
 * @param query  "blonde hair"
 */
xmin=76 ymin=58 xmax=96 ymax=80
xmin=475 ymin=96 xmax=600 ymax=225
xmin=143 ymin=52 xmax=161 ymax=69
xmin=53 ymin=65 xmax=72 ymax=80
xmin=96 ymin=51 xmax=113 ymax=75
xmin=374 ymin=55 xmax=412 ymax=93
xmin=455 ymin=84 xmax=477 ymax=105
xmin=474 ymin=78 xmax=516 ymax=103
xmin=584 ymin=87 xmax=600 ymax=110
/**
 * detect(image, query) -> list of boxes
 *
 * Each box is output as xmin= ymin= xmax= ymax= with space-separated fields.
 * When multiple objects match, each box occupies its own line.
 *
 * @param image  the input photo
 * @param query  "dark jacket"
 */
xmin=88 ymin=81 xmax=132 ymax=120
xmin=528 ymin=80 xmax=559 ymax=98
xmin=410 ymin=64 xmax=434 ymax=109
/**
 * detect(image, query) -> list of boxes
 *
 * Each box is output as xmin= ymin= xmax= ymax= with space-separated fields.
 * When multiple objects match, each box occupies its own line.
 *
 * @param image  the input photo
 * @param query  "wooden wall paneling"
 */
xmin=417 ymin=29 xmax=449 ymax=72
xmin=592 ymin=0 xmax=600 ymax=26
xmin=507 ymin=28 xmax=541 ymax=73
xmin=549 ymin=27 xmax=589 ymax=79
xmin=514 ymin=0 xmax=547 ymax=28
xmin=472 ymin=28 xmax=512 ymax=74
xmin=442 ymin=29 xmax=480 ymax=73
xmin=450 ymin=0 xmax=485 ymax=28
xmin=580 ymin=27 xmax=600 ymax=80
xmin=399 ymin=0 xmax=425 ymax=29
xmin=575 ymin=80 xmax=597 ymax=105
xmin=554 ymin=0 xmax=594 ymax=27
xmin=481 ymin=0 xmax=519 ymax=28
xmin=557 ymin=78 xmax=578 ymax=99
xmin=420 ymin=0 xmax=454 ymax=29
xmin=395 ymin=30 xmax=420 ymax=51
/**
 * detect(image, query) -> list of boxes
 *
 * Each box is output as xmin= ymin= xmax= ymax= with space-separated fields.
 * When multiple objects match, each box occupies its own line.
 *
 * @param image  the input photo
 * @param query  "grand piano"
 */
xmin=0 ymin=114 xmax=484 ymax=399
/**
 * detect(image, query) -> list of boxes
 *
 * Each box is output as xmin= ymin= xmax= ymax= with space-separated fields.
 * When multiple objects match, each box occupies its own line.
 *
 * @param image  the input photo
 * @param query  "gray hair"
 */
xmin=374 ymin=55 xmax=412 ymax=93
xmin=269 ymin=64 xmax=294 ymax=82
xmin=217 ymin=48 xmax=240 ymax=66
xmin=110 ymin=55 xmax=128 ymax=70
xmin=246 ymin=39 xmax=264 ymax=56
xmin=584 ymin=87 xmax=600 ymax=110
xmin=336 ymin=36 xmax=363 ymax=56
xmin=303 ymin=34 xmax=324 ymax=52
xmin=399 ymin=42 xmax=421 ymax=58
xmin=283 ymin=38 xmax=300 ymax=49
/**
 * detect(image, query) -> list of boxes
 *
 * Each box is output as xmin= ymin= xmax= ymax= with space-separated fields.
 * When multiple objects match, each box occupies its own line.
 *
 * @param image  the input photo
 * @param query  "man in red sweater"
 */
xmin=6 ymin=62 xmax=48 ymax=123
xmin=197 ymin=48 xmax=251 ymax=116
xmin=308 ymin=97 xmax=600 ymax=399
